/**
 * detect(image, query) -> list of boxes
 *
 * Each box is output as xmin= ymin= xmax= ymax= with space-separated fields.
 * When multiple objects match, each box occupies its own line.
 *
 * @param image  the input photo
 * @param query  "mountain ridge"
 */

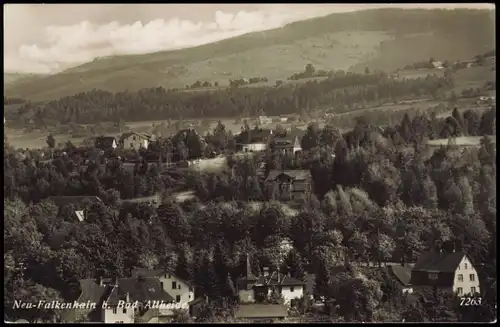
xmin=4 ymin=8 xmax=495 ymax=101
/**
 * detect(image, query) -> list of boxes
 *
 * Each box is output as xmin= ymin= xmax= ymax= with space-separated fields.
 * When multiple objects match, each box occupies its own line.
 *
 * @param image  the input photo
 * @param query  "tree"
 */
xmin=46 ymin=134 xmax=55 ymax=159
xmin=305 ymin=64 xmax=316 ymax=77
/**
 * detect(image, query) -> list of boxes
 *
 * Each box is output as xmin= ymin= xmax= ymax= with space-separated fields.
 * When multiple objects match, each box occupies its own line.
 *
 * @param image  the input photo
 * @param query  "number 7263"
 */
xmin=459 ymin=297 xmax=482 ymax=306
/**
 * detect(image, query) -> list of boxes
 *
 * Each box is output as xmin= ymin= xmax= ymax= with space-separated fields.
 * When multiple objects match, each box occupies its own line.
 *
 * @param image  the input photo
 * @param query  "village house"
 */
xmin=265 ymin=170 xmax=313 ymax=201
xmin=258 ymin=115 xmax=273 ymax=125
xmin=131 ymin=269 xmax=195 ymax=305
xmin=47 ymin=196 xmax=103 ymax=222
xmin=119 ymin=132 xmax=154 ymax=150
xmin=236 ymin=257 xmax=305 ymax=305
xmin=70 ymin=277 xmax=175 ymax=323
xmin=234 ymin=304 xmax=288 ymax=323
xmin=94 ymin=136 xmax=118 ymax=150
xmin=235 ymin=128 xmax=273 ymax=152
xmin=410 ymin=243 xmax=481 ymax=297
xmin=271 ymin=135 xmax=302 ymax=155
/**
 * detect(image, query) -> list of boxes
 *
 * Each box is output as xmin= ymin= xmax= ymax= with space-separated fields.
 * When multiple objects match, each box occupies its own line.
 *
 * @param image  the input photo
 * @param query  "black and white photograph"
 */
xmin=4 ymin=3 xmax=496 ymax=323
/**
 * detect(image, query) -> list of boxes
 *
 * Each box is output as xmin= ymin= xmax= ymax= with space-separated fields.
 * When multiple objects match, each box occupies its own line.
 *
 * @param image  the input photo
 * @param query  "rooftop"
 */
xmin=266 ymin=170 xmax=312 ymax=182
xmin=234 ymin=304 xmax=288 ymax=319
xmin=412 ymin=251 xmax=466 ymax=273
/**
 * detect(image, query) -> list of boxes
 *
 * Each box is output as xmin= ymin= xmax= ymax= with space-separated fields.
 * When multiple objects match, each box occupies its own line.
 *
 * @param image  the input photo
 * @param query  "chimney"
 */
xmin=263 ymin=267 xmax=269 ymax=277
xmin=98 ymin=277 xmax=103 ymax=286
xmin=126 ymin=292 xmax=130 ymax=303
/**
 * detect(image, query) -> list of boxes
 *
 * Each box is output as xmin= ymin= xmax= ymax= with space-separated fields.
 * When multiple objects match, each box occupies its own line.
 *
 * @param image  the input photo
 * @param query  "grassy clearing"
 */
xmin=4 ymin=30 xmax=391 ymax=101
xmin=427 ymin=136 xmax=493 ymax=147
xmin=395 ymin=68 xmax=445 ymax=80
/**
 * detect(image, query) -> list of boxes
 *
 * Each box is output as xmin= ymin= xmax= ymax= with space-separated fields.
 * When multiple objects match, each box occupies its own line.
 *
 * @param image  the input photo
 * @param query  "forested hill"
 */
xmin=4 ymin=8 xmax=495 ymax=101
xmin=8 ymin=71 xmax=454 ymax=126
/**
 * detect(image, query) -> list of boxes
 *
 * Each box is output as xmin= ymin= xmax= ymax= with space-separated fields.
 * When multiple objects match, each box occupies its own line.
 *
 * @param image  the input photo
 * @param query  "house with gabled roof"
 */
xmin=271 ymin=135 xmax=302 ymax=155
xmin=236 ymin=256 xmax=305 ymax=305
xmin=70 ymin=277 xmax=174 ymax=323
xmin=265 ymin=170 xmax=312 ymax=201
xmin=119 ymin=132 xmax=154 ymax=151
xmin=411 ymin=244 xmax=481 ymax=297
xmin=235 ymin=128 xmax=273 ymax=153
xmin=95 ymin=136 xmax=118 ymax=150
xmin=131 ymin=268 xmax=195 ymax=306
xmin=234 ymin=304 xmax=288 ymax=323
xmin=388 ymin=264 xmax=413 ymax=294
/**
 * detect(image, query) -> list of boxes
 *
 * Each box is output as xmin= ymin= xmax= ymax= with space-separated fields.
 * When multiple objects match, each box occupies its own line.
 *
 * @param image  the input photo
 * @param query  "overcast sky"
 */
xmin=4 ymin=3 xmax=495 ymax=74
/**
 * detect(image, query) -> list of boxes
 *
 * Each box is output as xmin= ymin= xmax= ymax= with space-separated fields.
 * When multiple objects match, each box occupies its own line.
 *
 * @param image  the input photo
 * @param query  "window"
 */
xmin=112 ymin=308 xmax=117 ymax=314
xmin=464 ymin=263 xmax=468 ymax=269
xmin=457 ymin=287 xmax=463 ymax=295
xmin=160 ymin=282 xmax=164 ymax=289
xmin=172 ymin=281 xmax=177 ymax=289
xmin=122 ymin=308 xmax=127 ymax=314
xmin=471 ymin=287 xmax=476 ymax=294
xmin=470 ymin=274 xmax=475 ymax=282
xmin=428 ymin=273 xmax=438 ymax=280
xmin=290 ymin=286 xmax=294 ymax=292
xmin=458 ymin=274 xmax=463 ymax=282
xmin=133 ymin=136 xmax=136 ymax=141
xmin=176 ymin=295 xmax=181 ymax=303
xmin=178 ymin=284 xmax=181 ymax=290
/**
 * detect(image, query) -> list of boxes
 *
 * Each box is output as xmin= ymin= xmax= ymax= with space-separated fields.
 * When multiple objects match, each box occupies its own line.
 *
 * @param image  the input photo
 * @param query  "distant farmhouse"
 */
xmin=119 ymin=132 xmax=154 ymax=151
xmin=94 ymin=136 xmax=118 ymax=150
xmin=235 ymin=128 xmax=273 ymax=153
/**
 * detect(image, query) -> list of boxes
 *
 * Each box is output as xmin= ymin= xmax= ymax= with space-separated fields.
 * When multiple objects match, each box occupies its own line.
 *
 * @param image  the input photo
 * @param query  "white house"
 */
xmin=236 ymin=257 xmax=305 ymax=306
xmin=242 ymin=142 xmax=268 ymax=152
xmin=119 ymin=132 xmax=153 ymax=150
xmin=71 ymin=277 xmax=175 ymax=323
xmin=411 ymin=247 xmax=481 ymax=296
xmin=258 ymin=116 xmax=273 ymax=125
xmin=131 ymin=269 xmax=195 ymax=305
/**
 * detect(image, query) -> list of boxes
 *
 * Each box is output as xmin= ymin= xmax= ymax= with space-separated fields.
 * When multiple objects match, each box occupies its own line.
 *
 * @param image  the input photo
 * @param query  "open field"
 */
xmin=451 ymin=64 xmax=496 ymax=94
xmin=5 ymin=129 xmax=89 ymax=149
xmin=427 ymin=136 xmax=495 ymax=147
xmin=395 ymin=68 xmax=445 ymax=80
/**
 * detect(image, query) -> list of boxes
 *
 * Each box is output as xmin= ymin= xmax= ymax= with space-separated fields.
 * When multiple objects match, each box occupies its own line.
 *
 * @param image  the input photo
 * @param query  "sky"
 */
xmin=4 ymin=3 xmax=495 ymax=74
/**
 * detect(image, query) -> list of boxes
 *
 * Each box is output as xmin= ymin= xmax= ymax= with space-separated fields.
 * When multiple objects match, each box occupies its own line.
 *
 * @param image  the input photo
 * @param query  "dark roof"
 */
xmin=388 ymin=265 xmax=412 ymax=286
xmin=234 ymin=304 xmax=288 ymax=319
xmin=240 ymin=271 xmax=304 ymax=288
xmin=119 ymin=132 xmax=153 ymax=143
xmin=47 ymin=196 xmax=103 ymax=208
xmin=95 ymin=136 xmax=117 ymax=149
xmin=131 ymin=268 xmax=193 ymax=288
xmin=412 ymin=251 xmax=466 ymax=273
xmin=265 ymin=170 xmax=312 ymax=182
xmin=77 ymin=279 xmax=112 ymax=305
xmin=235 ymin=129 xmax=273 ymax=144
xmin=106 ymin=277 xmax=173 ymax=306
xmin=273 ymin=137 xmax=296 ymax=147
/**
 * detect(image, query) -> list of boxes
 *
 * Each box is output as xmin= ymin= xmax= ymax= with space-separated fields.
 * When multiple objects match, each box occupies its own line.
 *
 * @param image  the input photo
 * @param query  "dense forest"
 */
xmin=4 ymin=102 xmax=496 ymax=322
xmin=7 ymin=70 xmax=454 ymax=127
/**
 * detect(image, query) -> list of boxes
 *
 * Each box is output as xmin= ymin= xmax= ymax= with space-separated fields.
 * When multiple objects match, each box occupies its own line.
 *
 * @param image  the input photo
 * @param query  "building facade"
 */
xmin=411 ymin=249 xmax=481 ymax=296
xmin=265 ymin=170 xmax=312 ymax=201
